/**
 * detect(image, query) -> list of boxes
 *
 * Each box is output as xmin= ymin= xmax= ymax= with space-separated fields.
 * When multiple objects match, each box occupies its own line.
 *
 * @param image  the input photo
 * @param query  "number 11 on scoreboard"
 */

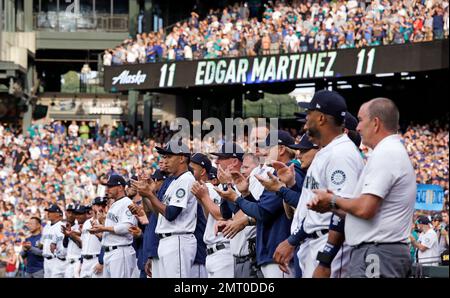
xmin=159 ymin=64 xmax=177 ymax=87
xmin=356 ymin=48 xmax=376 ymax=75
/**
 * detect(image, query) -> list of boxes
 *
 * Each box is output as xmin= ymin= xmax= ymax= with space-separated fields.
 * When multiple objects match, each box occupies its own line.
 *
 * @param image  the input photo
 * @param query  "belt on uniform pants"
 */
xmin=82 ymin=254 xmax=99 ymax=260
xmin=57 ymin=257 xmax=66 ymax=261
xmin=69 ymin=258 xmax=80 ymax=264
xmin=157 ymin=232 xmax=192 ymax=239
xmin=353 ymin=241 xmax=408 ymax=249
xmin=308 ymin=229 xmax=329 ymax=239
xmin=207 ymin=243 xmax=228 ymax=255
xmin=103 ymin=244 xmax=131 ymax=253
xmin=44 ymin=256 xmax=54 ymax=260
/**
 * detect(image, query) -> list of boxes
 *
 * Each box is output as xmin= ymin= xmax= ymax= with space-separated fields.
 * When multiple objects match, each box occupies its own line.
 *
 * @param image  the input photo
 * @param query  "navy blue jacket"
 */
xmin=235 ymin=162 xmax=305 ymax=265
xmin=142 ymin=177 xmax=174 ymax=260
xmin=22 ymin=234 xmax=44 ymax=274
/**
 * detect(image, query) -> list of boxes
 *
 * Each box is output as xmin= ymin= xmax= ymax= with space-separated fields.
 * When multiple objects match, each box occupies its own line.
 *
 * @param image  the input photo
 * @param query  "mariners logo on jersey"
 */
xmin=107 ymin=212 xmax=119 ymax=223
xmin=162 ymin=194 xmax=171 ymax=205
xmin=304 ymin=175 xmax=320 ymax=190
xmin=331 ymin=170 xmax=346 ymax=186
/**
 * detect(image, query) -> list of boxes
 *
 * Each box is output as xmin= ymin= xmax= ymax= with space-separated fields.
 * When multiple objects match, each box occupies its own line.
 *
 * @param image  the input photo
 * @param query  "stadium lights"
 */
xmin=372 ymin=83 xmax=383 ymax=87
xmin=375 ymin=73 xmax=395 ymax=77
xmin=358 ymin=84 xmax=371 ymax=88
xmin=401 ymin=72 xmax=409 ymax=76
xmin=401 ymin=76 xmax=416 ymax=80
xmin=337 ymin=84 xmax=352 ymax=89
xmin=337 ymin=81 xmax=347 ymax=84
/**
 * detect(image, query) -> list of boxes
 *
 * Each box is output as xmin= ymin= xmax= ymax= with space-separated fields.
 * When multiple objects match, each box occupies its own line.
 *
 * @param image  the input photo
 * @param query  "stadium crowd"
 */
xmin=0 ymin=108 xmax=448 ymax=277
xmin=104 ymin=0 xmax=450 ymax=65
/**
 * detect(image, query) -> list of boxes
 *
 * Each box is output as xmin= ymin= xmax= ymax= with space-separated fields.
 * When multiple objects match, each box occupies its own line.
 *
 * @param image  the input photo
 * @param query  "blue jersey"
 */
xmin=133 ymin=222 xmax=146 ymax=271
xmin=193 ymin=204 xmax=207 ymax=265
xmin=142 ymin=177 xmax=174 ymax=260
xmin=23 ymin=234 xmax=44 ymax=274
xmin=236 ymin=162 xmax=305 ymax=265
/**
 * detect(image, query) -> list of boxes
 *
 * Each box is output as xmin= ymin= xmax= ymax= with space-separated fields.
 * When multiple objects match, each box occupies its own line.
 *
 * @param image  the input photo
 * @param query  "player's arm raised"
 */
xmin=191 ymin=181 xmax=223 ymax=220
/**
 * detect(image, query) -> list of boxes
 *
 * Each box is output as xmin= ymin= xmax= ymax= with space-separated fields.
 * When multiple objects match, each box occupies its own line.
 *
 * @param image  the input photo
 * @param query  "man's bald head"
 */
xmin=365 ymin=98 xmax=399 ymax=133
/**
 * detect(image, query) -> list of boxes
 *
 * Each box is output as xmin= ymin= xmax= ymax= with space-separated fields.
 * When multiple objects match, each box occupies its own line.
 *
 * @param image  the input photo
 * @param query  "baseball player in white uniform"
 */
xmin=413 ymin=216 xmax=441 ymax=266
xmin=88 ymin=175 xmax=138 ymax=278
xmin=80 ymin=197 xmax=107 ymax=278
xmin=296 ymin=90 xmax=364 ymax=278
xmin=145 ymin=140 xmax=198 ymax=278
xmin=190 ymin=153 xmax=234 ymax=278
xmin=42 ymin=204 xmax=67 ymax=278
xmin=62 ymin=204 xmax=82 ymax=278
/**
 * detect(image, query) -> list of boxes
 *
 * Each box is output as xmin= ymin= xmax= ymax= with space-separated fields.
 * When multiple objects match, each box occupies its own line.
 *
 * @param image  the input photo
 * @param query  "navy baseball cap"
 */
xmin=265 ymin=130 xmax=295 ymax=147
xmin=155 ymin=139 xmax=190 ymax=157
xmin=190 ymin=153 xmax=212 ymax=173
xmin=210 ymin=142 xmax=244 ymax=161
xmin=294 ymin=111 xmax=307 ymax=123
xmin=106 ymin=175 xmax=127 ymax=187
xmin=345 ymin=112 xmax=358 ymax=131
xmin=45 ymin=204 xmax=63 ymax=214
xmin=288 ymin=134 xmax=319 ymax=151
xmin=298 ymin=90 xmax=347 ymax=121
xmin=208 ymin=167 xmax=218 ymax=180
xmin=66 ymin=203 xmax=76 ymax=212
xmin=417 ymin=215 xmax=431 ymax=225
xmin=92 ymin=197 xmax=108 ymax=206
xmin=151 ymin=169 xmax=168 ymax=181
xmin=73 ymin=205 xmax=90 ymax=214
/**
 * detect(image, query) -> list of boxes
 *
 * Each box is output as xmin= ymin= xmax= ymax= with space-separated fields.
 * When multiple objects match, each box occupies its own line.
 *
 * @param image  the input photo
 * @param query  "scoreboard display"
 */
xmin=104 ymin=40 xmax=448 ymax=92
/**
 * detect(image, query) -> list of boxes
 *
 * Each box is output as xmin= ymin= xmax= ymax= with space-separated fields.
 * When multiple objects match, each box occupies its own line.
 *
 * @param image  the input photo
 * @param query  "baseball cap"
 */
xmin=66 ymin=203 xmax=76 ymax=212
xmin=295 ymin=112 xmax=307 ymax=124
xmin=432 ymin=214 xmax=443 ymax=222
xmin=298 ymin=90 xmax=347 ymax=121
xmin=92 ymin=197 xmax=108 ymax=206
xmin=105 ymin=175 xmax=127 ymax=187
xmin=416 ymin=215 xmax=431 ymax=225
xmin=155 ymin=139 xmax=191 ymax=157
xmin=73 ymin=205 xmax=90 ymax=214
xmin=44 ymin=204 xmax=63 ymax=214
xmin=345 ymin=112 xmax=359 ymax=131
xmin=208 ymin=167 xmax=218 ymax=180
xmin=151 ymin=169 xmax=168 ymax=181
xmin=265 ymin=130 xmax=295 ymax=147
xmin=287 ymin=134 xmax=319 ymax=151
xmin=190 ymin=153 xmax=212 ymax=173
xmin=210 ymin=142 xmax=245 ymax=161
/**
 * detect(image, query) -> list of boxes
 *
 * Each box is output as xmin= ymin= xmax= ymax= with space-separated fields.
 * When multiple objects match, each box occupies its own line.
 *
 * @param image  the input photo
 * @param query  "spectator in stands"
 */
xmin=433 ymin=6 xmax=445 ymax=39
xmin=103 ymin=49 xmax=112 ymax=66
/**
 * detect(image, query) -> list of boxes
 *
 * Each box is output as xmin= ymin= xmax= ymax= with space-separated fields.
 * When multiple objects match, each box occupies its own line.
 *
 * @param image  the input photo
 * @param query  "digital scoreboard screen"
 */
xmin=104 ymin=40 xmax=448 ymax=92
